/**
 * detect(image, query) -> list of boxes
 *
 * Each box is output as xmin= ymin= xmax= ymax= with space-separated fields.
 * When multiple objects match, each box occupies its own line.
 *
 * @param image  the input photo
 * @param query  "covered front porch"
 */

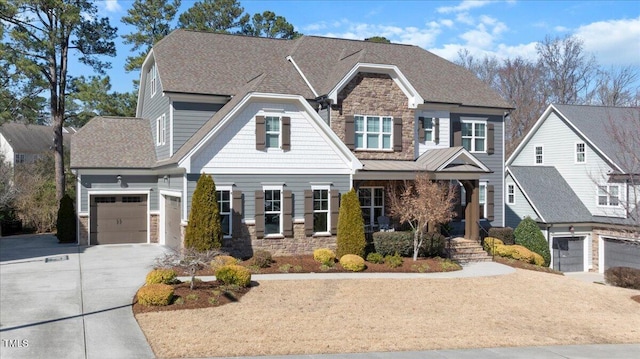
xmin=353 ymin=147 xmax=492 ymax=241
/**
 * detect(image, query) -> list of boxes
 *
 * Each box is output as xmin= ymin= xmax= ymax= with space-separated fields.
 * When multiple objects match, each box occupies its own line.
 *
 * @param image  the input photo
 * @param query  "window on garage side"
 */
xmin=598 ymin=185 xmax=620 ymax=207
xmin=535 ymin=145 xmax=543 ymax=164
xmin=507 ymin=184 xmax=515 ymax=204
xmin=217 ymin=189 xmax=231 ymax=237
xmin=576 ymin=142 xmax=586 ymax=163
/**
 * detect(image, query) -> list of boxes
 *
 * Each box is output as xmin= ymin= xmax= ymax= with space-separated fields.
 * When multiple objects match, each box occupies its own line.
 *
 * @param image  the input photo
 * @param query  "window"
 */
xmin=598 ymin=185 xmax=620 ymax=207
xmin=94 ymin=196 xmax=116 ymax=203
xmin=265 ymin=116 xmax=281 ymax=148
xmin=149 ymin=64 xmax=157 ymax=96
xmin=14 ymin=153 xmax=25 ymax=164
xmin=122 ymin=196 xmax=142 ymax=203
xmin=576 ymin=142 xmax=586 ymax=163
xmin=156 ymin=114 xmax=166 ymax=146
xmin=479 ymin=183 xmax=487 ymax=219
xmin=264 ymin=189 xmax=282 ymax=235
xmin=461 ymin=121 xmax=486 ymax=152
xmin=313 ymin=189 xmax=330 ymax=233
xmin=507 ymin=184 xmax=515 ymax=205
xmin=358 ymin=187 xmax=384 ymax=228
xmin=535 ymin=145 xmax=543 ymax=164
xmin=355 ymin=115 xmax=393 ymax=150
xmin=217 ymin=190 xmax=231 ymax=236
xmin=421 ymin=117 xmax=434 ymax=142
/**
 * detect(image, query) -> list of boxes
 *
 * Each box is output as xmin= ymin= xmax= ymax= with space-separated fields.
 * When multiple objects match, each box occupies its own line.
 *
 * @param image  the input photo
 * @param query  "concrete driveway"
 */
xmin=0 ymin=234 xmax=167 ymax=359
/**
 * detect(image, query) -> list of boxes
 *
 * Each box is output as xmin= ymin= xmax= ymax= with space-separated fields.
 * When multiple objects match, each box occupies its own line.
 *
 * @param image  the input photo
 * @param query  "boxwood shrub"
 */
xmin=514 ymin=217 xmax=551 ymax=267
xmin=215 ymin=264 xmax=252 ymax=287
xmin=145 ymin=269 xmax=177 ymax=285
xmin=605 ymin=266 xmax=640 ymax=290
xmin=137 ymin=284 xmax=174 ymax=306
xmin=373 ymin=231 xmax=445 ymax=257
xmin=339 ymin=254 xmax=366 ymax=272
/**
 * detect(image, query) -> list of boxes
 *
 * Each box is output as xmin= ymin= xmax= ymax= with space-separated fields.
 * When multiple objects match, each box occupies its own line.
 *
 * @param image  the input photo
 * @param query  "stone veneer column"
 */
xmin=78 ymin=215 xmax=88 ymax=245
xmin=150 ymin=214 xmax=159 ymax=243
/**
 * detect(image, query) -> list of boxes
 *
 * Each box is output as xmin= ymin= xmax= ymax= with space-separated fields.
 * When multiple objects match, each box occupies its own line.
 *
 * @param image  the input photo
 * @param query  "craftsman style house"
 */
xmin=506 ymin=104 xmax=639 ymax=272
xmin=71 ymin=30 xmax=512 ymax=256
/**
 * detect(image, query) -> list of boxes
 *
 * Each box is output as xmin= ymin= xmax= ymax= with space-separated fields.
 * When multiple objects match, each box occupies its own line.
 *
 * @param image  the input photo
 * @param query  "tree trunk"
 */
xmin=53 ymin=112 xmax=65 ymax=201
xmin=413 ymin=230 xmax=420 ymax=261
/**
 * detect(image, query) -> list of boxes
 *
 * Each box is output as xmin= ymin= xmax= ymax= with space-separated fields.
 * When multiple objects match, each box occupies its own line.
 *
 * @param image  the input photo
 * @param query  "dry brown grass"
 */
xmin=136 ymin=269 xmax=640 ymax=358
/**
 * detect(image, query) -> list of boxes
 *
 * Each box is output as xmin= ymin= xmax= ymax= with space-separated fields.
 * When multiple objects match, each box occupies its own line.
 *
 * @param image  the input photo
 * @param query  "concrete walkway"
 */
xmin=0 ymin=234 xmax=166 ymax=359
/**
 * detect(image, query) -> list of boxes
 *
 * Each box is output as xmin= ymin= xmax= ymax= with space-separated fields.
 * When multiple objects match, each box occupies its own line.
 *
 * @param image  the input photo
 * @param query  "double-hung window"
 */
xmin=265 ymin=116 xmax=281 ymax=148
xmin=14 ymin=153 xmax=25 ymax=164
xmin=421 ymin=117 xmax=434 ymax=142
xmin=358 ymin=187 xmax=384 ymax=228
xmin=156 ymin=115 xmax=166 ymax=146
xmin=313 ymin=188 xmax=330 ymax=233
xmin=535 ymin=145 xmax=543 ymax=164
xmin=461 ymin=121 xmax=486 ymax=152
xmin=576 ymin=143 xmax=586 ymax=163
xmin=355 ymin=115 xmax=393 ymax=150
xmin=264 ymin=188 xmax=282 ymax=235
xmin=507 ymin=184 xmax=515 ymax=205
xmin=217 ymin=189 xmax=231 ymax=237
xmin=598 ymin=185 xmax=620 ymax=207
xmin=149 ymin=64 xmax=157 ymax=96
xmin=479 ymin=182 xmax=487 ymax=219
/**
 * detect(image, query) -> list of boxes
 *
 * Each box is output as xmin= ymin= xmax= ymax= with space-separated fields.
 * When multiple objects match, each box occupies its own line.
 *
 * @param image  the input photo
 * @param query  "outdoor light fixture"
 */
xmin=163 ymin=175 xmax=169 ymax=183
xmin=116 ymin=175 xmax=122 ymax=187
xmin=569 ymin=225 xmax=575 ymax=235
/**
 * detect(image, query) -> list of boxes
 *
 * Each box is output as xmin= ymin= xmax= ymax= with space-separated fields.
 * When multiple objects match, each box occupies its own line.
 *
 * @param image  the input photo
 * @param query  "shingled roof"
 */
xmin=152 ymin=30 xmax=512 ymax=109
xmin=0 ymin=123 xmax=71 ymax=154
xmin=70 ymin=117 xmax=156 ymax=169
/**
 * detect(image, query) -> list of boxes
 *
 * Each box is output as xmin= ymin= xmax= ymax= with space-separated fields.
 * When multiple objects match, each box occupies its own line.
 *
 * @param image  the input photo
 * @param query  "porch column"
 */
xmin=463 ymin=180 xmax=480 ymax=241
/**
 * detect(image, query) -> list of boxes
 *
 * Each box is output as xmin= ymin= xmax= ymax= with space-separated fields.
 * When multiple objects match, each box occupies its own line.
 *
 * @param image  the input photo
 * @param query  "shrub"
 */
xmin=211 ymin=255 xmax=238 ymax=271
xmin=488 ymin=227 xmax=515 ymax=245
xmin=531 ymin=252 xmax=545 ymax=266
xmin=145 ymin=269 xmax=177 ymax=285
xmin=215 ymin=264 xmax=252 ymax=287
xmin=492 ymin=243 xmax=545 ymax=266
xmin=278 ymin=264 xmax=292 ymax=273
xmin=366 ymin=252 xmax=384 ymax=264
xmin=483 ymin=237 xmax=504 ymax=254
xmin=313 ymin=248 xmax=336 ymax=266
xmin=373 ymin=231 xmax=445 ymax=257
xmin=384 ymin=253 xmax=403 ymax=268
xmin=439 ymin=258 xmax=462 ymax=271
xmin=514 ymin=217 xmax=551 ymax=267
xmin=184 ymin=174 xmax=222 ymax=251
xmin=56 ymin=194 xmax=77 ymax=243
xmin=137 ymin=284 xmax=174 ymax=306
xmin=340 ymin=254 xmax=366 ymax=272
xmin=336 ymin=189 xmax=366 ymax=258
xmin=251 ymin=250 xmax=273 ymax=268
xmin=605 ymin=267 xmax=640 ymax=290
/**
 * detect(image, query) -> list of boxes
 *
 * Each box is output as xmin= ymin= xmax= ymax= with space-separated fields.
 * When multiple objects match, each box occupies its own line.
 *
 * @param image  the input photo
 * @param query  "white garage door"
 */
xmin=164 ymin=196 xmax=182 ymax=250
xmin=604 ymin=237 xmax=640 ymax=270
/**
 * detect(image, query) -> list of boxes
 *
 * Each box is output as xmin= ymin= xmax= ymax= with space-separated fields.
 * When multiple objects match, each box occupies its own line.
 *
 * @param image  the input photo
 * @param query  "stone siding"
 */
xmin=150 ymin=214 xmax=159 ymax=243
xmin=330 ymin=72 xmax=415 ymax=160
xmin=78 ymin=215 xmax=88 ymax=245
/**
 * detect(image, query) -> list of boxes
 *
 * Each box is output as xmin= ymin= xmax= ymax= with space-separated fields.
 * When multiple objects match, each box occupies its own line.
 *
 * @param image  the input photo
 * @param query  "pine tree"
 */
xmin=336 ymin=189 xmax=366 ymax=258
xmin=184 ymin=174 xmax=222 ymax=251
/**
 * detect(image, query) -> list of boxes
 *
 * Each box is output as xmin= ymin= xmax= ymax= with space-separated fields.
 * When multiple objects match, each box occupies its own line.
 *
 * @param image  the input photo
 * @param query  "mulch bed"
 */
xmin=493 ymin=256 xmax=563 ymax=275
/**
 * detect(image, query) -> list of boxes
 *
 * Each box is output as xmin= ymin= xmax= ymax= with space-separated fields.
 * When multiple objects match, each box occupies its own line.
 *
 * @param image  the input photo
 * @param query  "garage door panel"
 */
xmin=90 ymin=195 xmax=147 ymax=245
xmin=552 ymin=237 xmax=584 ymax=272
xmin=604 ymin=238 xmax=640 ymax=270
xmin=165 ymin=196 xmax=181 ymax=250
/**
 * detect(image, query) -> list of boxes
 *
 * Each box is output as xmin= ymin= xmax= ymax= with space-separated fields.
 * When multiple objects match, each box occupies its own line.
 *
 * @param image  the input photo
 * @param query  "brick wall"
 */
xmin=330 ymin=72 xmax=415 ymax=160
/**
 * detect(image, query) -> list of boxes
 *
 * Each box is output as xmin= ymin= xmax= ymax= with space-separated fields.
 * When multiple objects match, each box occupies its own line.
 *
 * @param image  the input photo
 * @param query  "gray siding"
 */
xmin=79 ymin=175 xmax=159 ymax=212
xmin=318 ymin=108 xmax=329 ymax=125
xmin=173 ymin=102 xmax=223 ymax=153
xmin=157 ymin=174 xmax=184 ymax=193
xmin=140 ymin=62 xmax=170 ymax=160
xmin=505 ymin=173 xmax=537 ymax=228
xmin=186 ymin=174 xmax=351 ymax=219
xmin=451 ymin=113 xmax=505 ymax=227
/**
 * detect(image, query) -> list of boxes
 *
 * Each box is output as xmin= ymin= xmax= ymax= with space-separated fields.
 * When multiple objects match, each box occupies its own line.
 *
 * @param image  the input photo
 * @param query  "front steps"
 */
xmin=446 ymin=237 xmax=493 ymax=264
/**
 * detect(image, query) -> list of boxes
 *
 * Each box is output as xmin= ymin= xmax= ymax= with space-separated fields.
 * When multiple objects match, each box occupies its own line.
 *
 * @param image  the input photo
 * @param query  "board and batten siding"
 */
xmin=172 ymin=102 xmax=223 ymax=153
xmin=190 ymin=102 xmax=353 ymax=174
xmin=417 ymin=110 xmax=451 ymax=156
xmin=139 ymin=61 xmax=171 ymax=160
xmin=505 ymin=173 xmax=538 ymax=228
xmin=451 ymin=113 xmax=505 ymax=227
xmin=78 ymin=175 xmax=158 ymax=213
xmin=511 ymin=111 xmax=625 ymax=218
xmin=185 ymin=174 xmax=351 ymax=219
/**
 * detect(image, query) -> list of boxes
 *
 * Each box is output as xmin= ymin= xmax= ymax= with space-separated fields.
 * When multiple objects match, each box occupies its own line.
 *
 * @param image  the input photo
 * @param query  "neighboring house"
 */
xmin=0 ymin=123 xmax=73 ymax=166
xmin=506 ymin=104 xmax=640 ymax=273
xmin=70 ymin=30 xmax=512 ymax=256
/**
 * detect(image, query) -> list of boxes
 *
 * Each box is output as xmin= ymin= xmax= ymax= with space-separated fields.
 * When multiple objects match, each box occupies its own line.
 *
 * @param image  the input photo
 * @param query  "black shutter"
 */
xmin=281 ymin=116 xmax=291 ymax=151
xmin=452 ymin=121 xmax=462 ymax=147
xmin=283 ymin=190 xmax=293 ymax=237
xmin=418 ymin=117 xmax=425 ymax=142
xmin=487 ymin=123 xmax=495 ymax=155
xmin=304 ymin=190 xmax=313 ymax=236
xmin=330 ymin=190 xmax=340 ymax=235
xmin=255 ymin=116 xmax=265 ymax=151
xmin=254 ymin=190 xmax=264 ymax=238
xmin=434 ymin=118 xmax=440 ymax=144
xmin=345 ymin=115 xmax=355 ymax=150
xmin=393 ymin=116 xmax=403 ymax=151
xmin=486 ymin=185 xmax=495 ymax=221
xmin=232 ymin=190 xmax=243 ymax=238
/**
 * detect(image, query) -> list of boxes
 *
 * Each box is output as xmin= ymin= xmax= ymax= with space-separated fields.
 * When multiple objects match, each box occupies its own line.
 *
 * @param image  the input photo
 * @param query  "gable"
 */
xmin=183 ymin=94 xmax=361 ymax=175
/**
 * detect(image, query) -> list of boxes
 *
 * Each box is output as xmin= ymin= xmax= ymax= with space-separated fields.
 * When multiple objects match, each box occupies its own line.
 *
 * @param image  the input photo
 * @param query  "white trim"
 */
xmin=502 ymin=111 xmax=507 ymax=227
xmin=87 ymin=190 xmax=151 ymax=246
xmin=460 ymin=118 xmax=487 ymax=153
xmin=534 ymin=144 xmax=544 ymax=165
xmin=76 ymin=174 xmax=81 ymax=245
xmin=596 ymin=183 xmax=621 ymax=208
xmin=136 ymin=50 xmax=155 ymax=117
xmin=286 ymin=55 xmax=318 ymax=97
xmin=550 ymin=232 xmax=589 ymax=272
xmin=311 ymin=185 xmax=331 ymax=234
xmin=169 ymin=101 xmax=174 ymax=156
xmin=183 ymin=173 xmax=188 ymax=222
xmin=216 ymin=185 xmax=233 ymax=239
xmin=327 ymin=63 xmax=424 ymax=108
xmin=575 ymin=141 xmax=586 ymax=164
xmin=436 ymin=147 xmax=491 ymax=173
xmin=354 ymin=114 xmax=394 ymax=150
xmin=179 ymin=92 xmax=362 ymax=173
xmin=505 ymin=167 xmax=546 ymax=222
xmin=262 ymin=185 xmax=284 ymax=236
xmin=506 ymin=183 xmax=515 ymax=205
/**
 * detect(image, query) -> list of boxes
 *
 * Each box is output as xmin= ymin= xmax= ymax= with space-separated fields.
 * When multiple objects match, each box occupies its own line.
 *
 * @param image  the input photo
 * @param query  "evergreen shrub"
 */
xmin=145 ymin=269 xmax=177 ymax=285
xmin=339 ymin=254 xmax=366 ymax=272
xmin=488 ymin=227 xmax=515 ymax=245
xmin=184 ymin=174 xmax=222 ymax=251
xmin=373 ymin=231 xmax=445 ymax=257
xmin=137 ymin=284 xmax=174 ymax=306
xmin=215 ymin=264 xmax=252 ymax=287
xmin=336 ymin=189 xmax=366 ymax=258
xmin=56 ymin=194 xmax=77 ymax=243
xmin=514 ymin=217 xmax=551 ymax=267
xmin=313 ymin=248 xmax=336 ymax=266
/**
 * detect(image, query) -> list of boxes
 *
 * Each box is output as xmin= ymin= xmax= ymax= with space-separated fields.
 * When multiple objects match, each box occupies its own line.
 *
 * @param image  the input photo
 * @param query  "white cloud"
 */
xmin=554 ymin=26 xmax=570 ymax=33
xmin=440 ymin=19 xmax=454 ymax=28
xmin=312 ymin=20 xmax=441 ymax=48
xmin=437 ymin=0 xmax=494 ymax=14
xmin=575 ymin=16 xmax=640 ymax=66
xmin=104 ymin=0 xmax=122 ymax=12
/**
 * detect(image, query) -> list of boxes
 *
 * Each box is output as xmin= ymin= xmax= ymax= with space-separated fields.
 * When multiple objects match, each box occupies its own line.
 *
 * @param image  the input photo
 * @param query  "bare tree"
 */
xmin=155 ymin=247 xmax=223 ymax=290
xmin=455 ymin=49 xmax=501 ymax=90
xmin=387 ymin=175 xmax=457 ymax=261
xmin=536 ymin=35 xmax=597 ymax=104
xmin=0 ymin=154 xmax=16 ymax=213
xmin=591 ymin=66 xmax=639 ymax=106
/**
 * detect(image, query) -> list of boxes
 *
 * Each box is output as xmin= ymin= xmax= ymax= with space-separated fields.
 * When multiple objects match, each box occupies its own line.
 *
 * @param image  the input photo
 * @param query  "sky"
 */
xmin=92 ymin=0 xmax=640 ymax=94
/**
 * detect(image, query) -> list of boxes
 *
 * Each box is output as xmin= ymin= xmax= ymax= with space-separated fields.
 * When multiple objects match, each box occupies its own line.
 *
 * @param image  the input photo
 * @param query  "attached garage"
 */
xmin=164 ymin=196 xmax=182 ymax=250
xmin=603 ymin=237 xmax=640 ymax=271
xmin=552 ymin=236 xmax=584 ymax=272
xmin=90 ymin=195 xmax=148 ymax=245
